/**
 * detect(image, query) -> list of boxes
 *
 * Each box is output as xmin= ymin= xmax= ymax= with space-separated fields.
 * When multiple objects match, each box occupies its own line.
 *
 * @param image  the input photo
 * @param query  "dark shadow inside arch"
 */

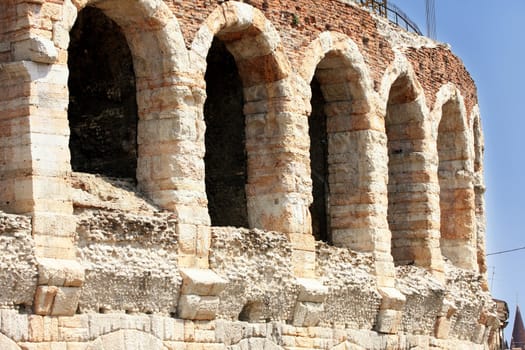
xmin=68 ymin=6 xmax=138 ymax=179
xmin=309 ymin=77 xmax=330 ymax=243
xmin=204 ymin=38 xmax=248 ymax=227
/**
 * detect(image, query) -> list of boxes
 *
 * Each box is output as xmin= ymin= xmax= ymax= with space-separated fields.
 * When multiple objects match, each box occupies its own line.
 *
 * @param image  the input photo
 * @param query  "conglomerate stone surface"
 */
xmin=0 ymin=0 xmax=502 ymax=349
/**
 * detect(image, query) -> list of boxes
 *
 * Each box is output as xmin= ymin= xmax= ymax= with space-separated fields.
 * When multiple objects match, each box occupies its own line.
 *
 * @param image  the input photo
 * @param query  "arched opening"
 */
xmin=204 ymin=38 xmax=248 ymax=227
xmin=385 ymin=74 xmax=434 ymax=267
xmin=307 ymin=51 xmax=365 ymax=245
xmin=68 ymin=6 xmax=138 ymax=179
xmin=309 ymin=77 xmax=330 ymax=242
xmin=437 ymin=99 xmax=474 ymax=268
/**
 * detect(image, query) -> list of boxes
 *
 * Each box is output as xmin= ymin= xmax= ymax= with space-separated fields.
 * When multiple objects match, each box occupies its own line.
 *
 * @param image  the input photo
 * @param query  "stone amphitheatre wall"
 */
xmin=0 ymin=0 xmax=499 ymax=349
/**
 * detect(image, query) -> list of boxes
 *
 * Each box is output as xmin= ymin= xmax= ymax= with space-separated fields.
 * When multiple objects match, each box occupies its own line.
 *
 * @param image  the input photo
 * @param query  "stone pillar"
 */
xmin=0 ymin=60 xmax=83 ymax=316
xmin=1 ymin=0 xmax=84 ymax=316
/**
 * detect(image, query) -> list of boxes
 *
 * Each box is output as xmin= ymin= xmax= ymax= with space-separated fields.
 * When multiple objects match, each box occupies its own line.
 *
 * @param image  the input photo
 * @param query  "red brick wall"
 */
xmin=165 ymin=0 xmax=477 ymax=113
xmin=406 ymin=46 xmax=478 ymax=116
xmin=0 ymin=0 xmax=478 ymax=115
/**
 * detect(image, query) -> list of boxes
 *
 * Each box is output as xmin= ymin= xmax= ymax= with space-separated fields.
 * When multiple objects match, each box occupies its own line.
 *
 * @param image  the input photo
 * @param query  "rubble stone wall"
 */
xmin=0 ymin=0 xmax=498 ymax=349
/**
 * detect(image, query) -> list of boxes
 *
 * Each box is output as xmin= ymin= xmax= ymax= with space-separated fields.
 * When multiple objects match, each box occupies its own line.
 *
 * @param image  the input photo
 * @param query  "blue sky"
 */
xmin=393 ymin=0 xmax=525 ymax=340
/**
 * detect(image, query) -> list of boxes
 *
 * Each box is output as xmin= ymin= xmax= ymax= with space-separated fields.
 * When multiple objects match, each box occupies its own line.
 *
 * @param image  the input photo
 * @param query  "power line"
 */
xmin=425 ymin=0 xmax=436 ymax=39
xmin=487 ymin=246 xmax=525 ymax=256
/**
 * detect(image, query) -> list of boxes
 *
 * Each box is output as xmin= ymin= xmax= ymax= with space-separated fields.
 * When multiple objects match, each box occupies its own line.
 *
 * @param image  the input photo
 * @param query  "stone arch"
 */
xmin=59 ymin=0 xmax=189 ymax=208
xmin=298 ymin=31 xmax=385 ymax=253
xmin=190 ymin=2 xmax=297 ymax=231
xmin=87 ymin=329 xmax=166 ymax=350
xmin=432 ymin=84 xmax=477 ymax=271
xmin=381 ymin=54 xmax=443 ymax=274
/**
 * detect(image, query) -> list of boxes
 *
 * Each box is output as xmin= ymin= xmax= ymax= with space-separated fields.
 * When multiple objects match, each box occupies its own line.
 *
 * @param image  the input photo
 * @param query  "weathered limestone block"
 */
xmin=33 ymin=258 xmax=84 ymax=316
xmin=434 ymin=316 xmax=451 ymax=339
xmin=375 ymin=287 xmax=406 ymax=334
xmin=12 ymin=36 xmax=58 ymax=64
xmin=295 ymin=278 xmax=328 ymax=303
xmin=177 ymin=295 xmax=220 ymax=321
xmin=292 ymin=301 xmax=324 ymax=327
xmin=34 ymin=286 xmax=81 ymax=317
xmin=0 ymin=310 xmax=29 ymax=342
xmin=375 ymin=309 xmax=403 ymax=334
xmin=292 ymin=278 xmax=328 ymax=327
xmin=37 ymin=258 xmax=84 ymax=287
xmin=179 ymin=269 xmax=228 ymax=296
xmin=378 ymin=287 xmax=406 ymax=311
xmin=177 ymin=269 xmax=228 ymax=320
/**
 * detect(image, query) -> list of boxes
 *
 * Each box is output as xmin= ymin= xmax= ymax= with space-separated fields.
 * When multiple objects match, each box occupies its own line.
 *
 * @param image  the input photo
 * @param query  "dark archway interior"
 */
xmin=309 ymin=77 xmax=330 ymax=243
xmin=68 ymin=6 xmax=138 ymax=179
xmin=204 ymin=38 xmax=248 ymax=227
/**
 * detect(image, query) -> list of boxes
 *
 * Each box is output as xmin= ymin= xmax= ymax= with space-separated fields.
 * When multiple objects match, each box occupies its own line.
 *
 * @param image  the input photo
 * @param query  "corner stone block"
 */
xmin=37 ymin=258 xmax=84 ymax=287
xmin=51 ymin=287 xmax=82 ymax=316
xmin=378 ymin=287 xmax=406 ymax=311
xmin=177 ymin=295 xmax=220 ymax=321
xmin=180 ymin=268 xmax=228 ymax=296
xmin=292 ymin=301 xmax=324 ymax=327
xmin=375 ymin=309 xmax=402 ymax=334
xmin=434 ymin=316 xmax=451 ymax=339
xmin=296 ymin=278 xmax=328 ymax=303
xmin=34 ymin=285 xmax=58 ymax=316
xmin=33 ymin=285 xmax=81 ymax=317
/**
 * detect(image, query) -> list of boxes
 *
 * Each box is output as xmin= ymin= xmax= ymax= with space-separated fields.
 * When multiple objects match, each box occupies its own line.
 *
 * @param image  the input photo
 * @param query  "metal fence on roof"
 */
xmin=360 ymin=0 xmax=423 ymax=36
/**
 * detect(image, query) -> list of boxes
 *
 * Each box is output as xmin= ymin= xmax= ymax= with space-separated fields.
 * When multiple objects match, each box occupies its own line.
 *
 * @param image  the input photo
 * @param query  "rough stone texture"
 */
xmin=210 ymin=227 xmax=298 ymax=322
xmin=0 ymin=213 xmax=38 ymax=309
xmin=396 ymin=265 xmax=446 ymax=335
xmin=0 ymin=0 xmax=503 ymax=348
xmin=72 ymin=173 xmax=182 ymax=314
xmin=316 ymin=242 xmax=381 ymax=329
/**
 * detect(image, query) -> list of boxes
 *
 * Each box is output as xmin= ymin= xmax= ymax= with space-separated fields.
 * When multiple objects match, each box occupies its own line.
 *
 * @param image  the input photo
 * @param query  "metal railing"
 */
xmin=360 ymin=0 xmax=423 ymax=35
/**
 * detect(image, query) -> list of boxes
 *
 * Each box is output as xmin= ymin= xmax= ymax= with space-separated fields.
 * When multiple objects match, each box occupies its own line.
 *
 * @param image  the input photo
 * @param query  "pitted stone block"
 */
xmin=178 ymin=269 xmax=227 ymax=320
xmin=177 ymin=295 xmax=220 ymax=321
xmin=292 ymin=301 xmax=324 ymax=327
xmin=37 ymin=258 xmax=84 ymax=287
xmin=296 ymin=278 xmax=328 ymax=303
xmin=292 ymin=278 xmax=327 ymax=327
xmin=34 ymin=286 xmax=81 ymax=317
xmin=378 ymin=287 xmax=406 ymax=311
xmin=13 ymin=36 xmax=58 ymax=64
xmin=375 ymin=309 xmax=402 ymax=334
xmin=180 ymin=268 xmax=227 ymax=296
